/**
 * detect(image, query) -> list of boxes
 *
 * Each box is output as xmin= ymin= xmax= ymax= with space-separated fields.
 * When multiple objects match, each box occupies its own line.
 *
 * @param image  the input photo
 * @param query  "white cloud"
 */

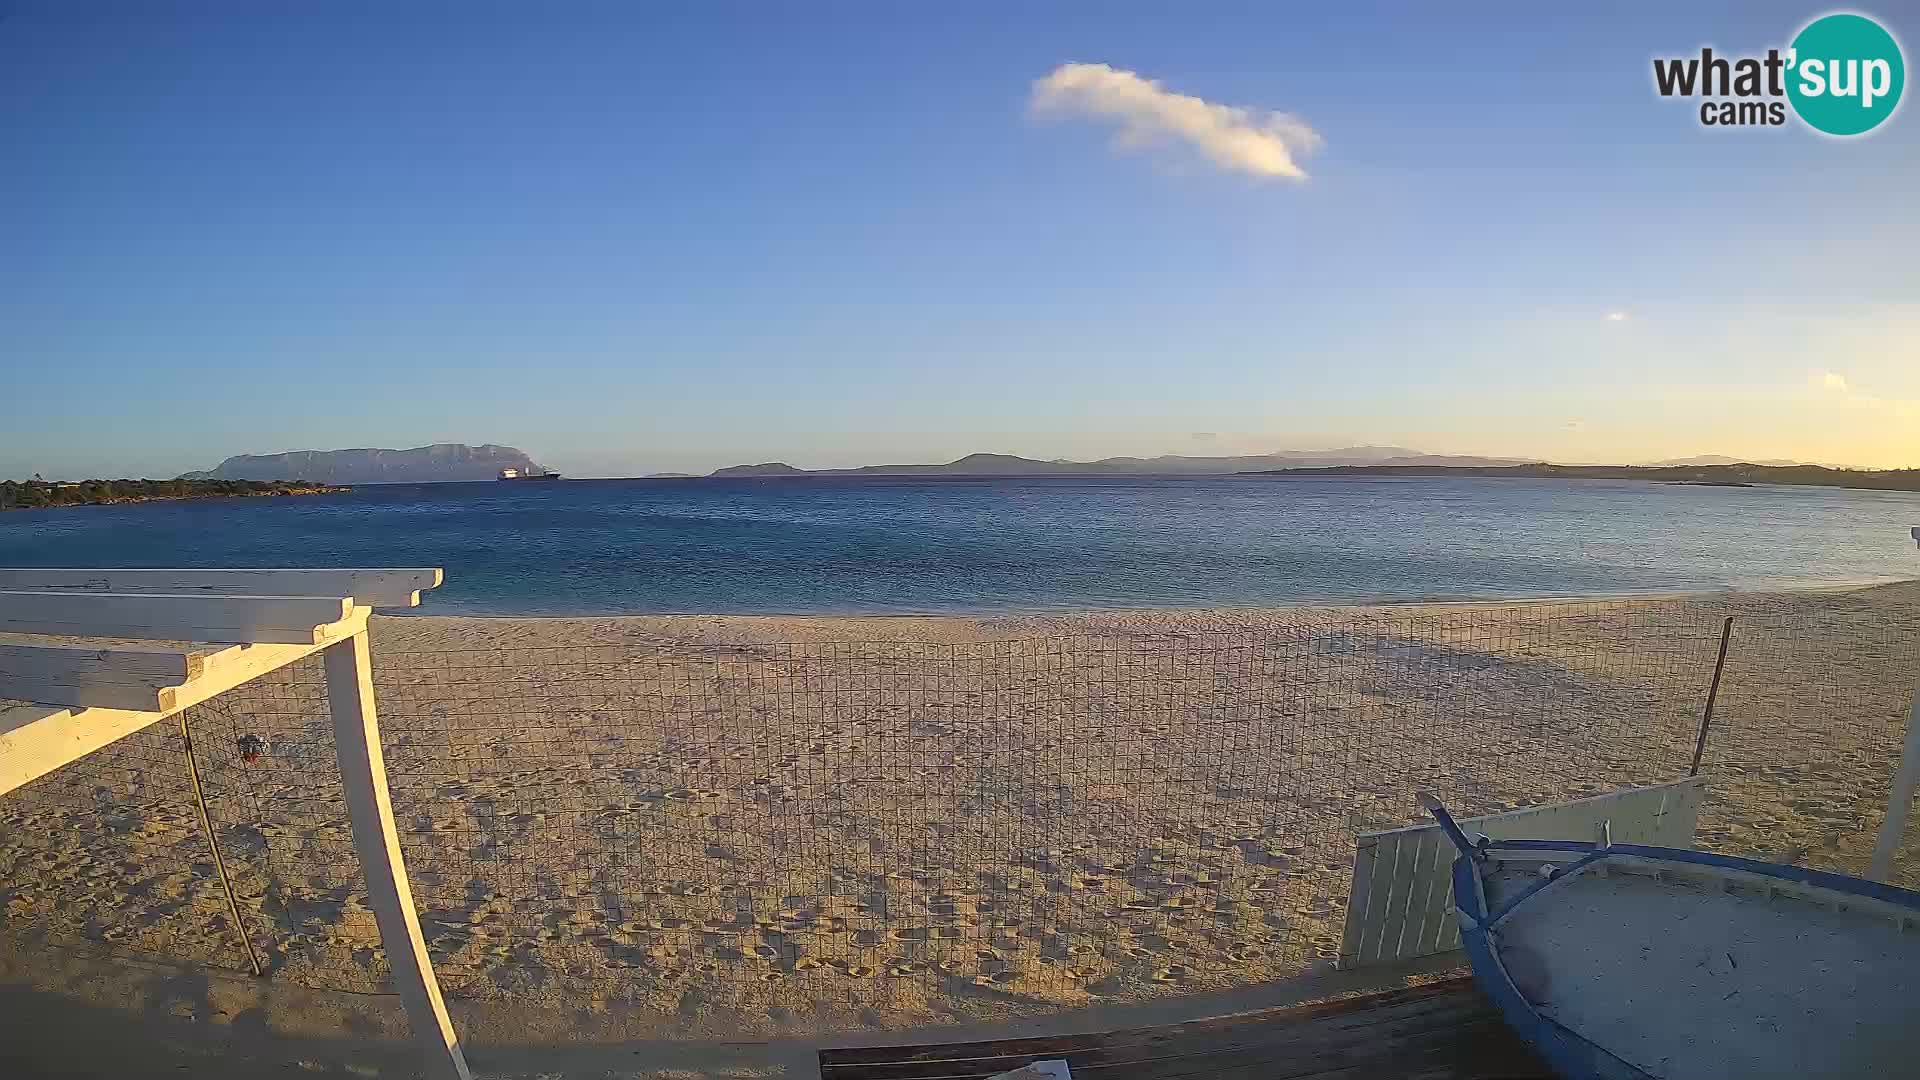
xmin=1605 ymin=310 xmax=1629 ymax=322
xmin=1811 ymin=369 xmax=1917 ymax=421
xmin=1031 ymin=63 xmax=1322 ymax=180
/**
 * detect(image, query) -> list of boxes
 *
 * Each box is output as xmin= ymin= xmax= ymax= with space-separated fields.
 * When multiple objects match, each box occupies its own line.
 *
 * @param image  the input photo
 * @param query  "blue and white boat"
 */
xmin=1427 ymin=796 xmax=1920 ymax=1079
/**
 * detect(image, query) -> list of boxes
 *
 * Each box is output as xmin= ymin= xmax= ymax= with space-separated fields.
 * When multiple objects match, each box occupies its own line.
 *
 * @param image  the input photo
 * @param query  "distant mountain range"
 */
xmin=182 ymin=443 xmax=550 ymax=484
xmin=176 ymin=444 xmax=1865 ymax=486
xmin=1643 ymin=455 xmax=1820 ymax=468
xmin=710 ymin=447 xmax=1534 ymax=477
xmin=1246 ymin=462 xmax=1920 ymax=493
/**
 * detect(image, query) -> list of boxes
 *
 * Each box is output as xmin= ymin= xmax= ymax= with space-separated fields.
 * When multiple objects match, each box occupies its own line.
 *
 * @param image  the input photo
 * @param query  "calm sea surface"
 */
xmin=2 ymin=476 xmax=1916 ymax=615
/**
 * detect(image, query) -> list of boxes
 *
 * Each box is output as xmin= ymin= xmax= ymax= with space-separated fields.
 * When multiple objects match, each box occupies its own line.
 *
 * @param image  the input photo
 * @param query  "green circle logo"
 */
xmin=1787 ymin=13 xmax=1905 ymax=135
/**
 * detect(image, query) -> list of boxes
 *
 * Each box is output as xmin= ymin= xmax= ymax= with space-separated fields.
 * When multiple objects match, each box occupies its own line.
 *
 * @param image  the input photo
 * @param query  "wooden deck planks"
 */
xmin=818 ymin=978 xmax=1549 ymax=1080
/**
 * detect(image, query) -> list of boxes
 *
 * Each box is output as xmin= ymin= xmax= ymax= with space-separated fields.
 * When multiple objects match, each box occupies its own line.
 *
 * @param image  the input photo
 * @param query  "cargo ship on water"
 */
xmin=497 ymin=468 xmax=562 ymax=481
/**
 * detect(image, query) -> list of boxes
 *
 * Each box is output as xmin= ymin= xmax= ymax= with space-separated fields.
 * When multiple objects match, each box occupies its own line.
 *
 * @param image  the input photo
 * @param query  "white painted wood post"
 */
xmin=1869 ymin=672 xmax=1920 ymax=882
xmin=1867 ymin=527 xmax=1920 ymax=883
xmin=324 ymin=630 xmax=472 ymax=1080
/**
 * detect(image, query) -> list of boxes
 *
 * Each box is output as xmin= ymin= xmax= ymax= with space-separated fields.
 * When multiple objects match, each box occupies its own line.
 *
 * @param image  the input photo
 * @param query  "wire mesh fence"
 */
xmin=2 ymin=591 xmax=1916 ymax=1021
xmin=1691 ymin=593 xmax=1920 ymax=886
xmin=0 ymin=713 xmax=257 ymax=974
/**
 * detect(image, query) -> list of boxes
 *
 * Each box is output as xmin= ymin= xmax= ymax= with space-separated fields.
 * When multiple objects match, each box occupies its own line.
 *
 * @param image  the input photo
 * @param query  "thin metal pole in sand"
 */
xmin=178 ymin=710 xmax=265 ymax=977
xmin=1689 ymin=617 xmax=1735 ymax=777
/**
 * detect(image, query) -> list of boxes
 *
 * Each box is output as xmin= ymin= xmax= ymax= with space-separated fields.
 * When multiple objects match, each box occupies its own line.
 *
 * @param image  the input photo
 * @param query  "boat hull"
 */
xmin=1441 ymin=829 xmax=1920 ymax=1079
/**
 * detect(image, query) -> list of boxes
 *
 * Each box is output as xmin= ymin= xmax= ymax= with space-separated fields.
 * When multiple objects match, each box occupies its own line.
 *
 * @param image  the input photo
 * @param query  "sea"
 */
xmin=2 ymin=476 xmax=1917 ymax=616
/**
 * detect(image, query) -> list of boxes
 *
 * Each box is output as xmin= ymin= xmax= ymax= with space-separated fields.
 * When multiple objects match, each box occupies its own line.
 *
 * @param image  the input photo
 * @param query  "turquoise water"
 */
xmin=1 ymin=476 xmax=1915 ymax=615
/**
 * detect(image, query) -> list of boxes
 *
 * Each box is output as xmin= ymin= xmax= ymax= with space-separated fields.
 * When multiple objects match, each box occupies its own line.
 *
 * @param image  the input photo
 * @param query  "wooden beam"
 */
xmin=0 ymin=608 xmax=367 ymax=796
xmin=818 ymin=977 xmax=1549 ymax=1079
xmin=0 ymin=643 xmax=196 ymax=712
xmin=0 ymin=703 xmax=170 ymax=797
xmin=0 ymin=591 xmax=353 ymax=644
xmin=324 ymin=630 xmax=471 ymax=1080
xmin=1870 ymin=672 xmax=1920 ymax=881
xmin=0 ymin=568 xmax=443 ymax=609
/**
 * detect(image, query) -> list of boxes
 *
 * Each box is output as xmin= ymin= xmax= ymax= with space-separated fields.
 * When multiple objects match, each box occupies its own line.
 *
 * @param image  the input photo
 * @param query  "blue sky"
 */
xmin=4 ymin=2 xmax=1917 ymax=479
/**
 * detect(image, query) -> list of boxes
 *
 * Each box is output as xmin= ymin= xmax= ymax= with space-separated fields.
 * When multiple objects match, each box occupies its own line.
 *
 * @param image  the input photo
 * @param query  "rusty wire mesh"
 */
xmin=2 ymin=594 xmax=1916 ymax=1017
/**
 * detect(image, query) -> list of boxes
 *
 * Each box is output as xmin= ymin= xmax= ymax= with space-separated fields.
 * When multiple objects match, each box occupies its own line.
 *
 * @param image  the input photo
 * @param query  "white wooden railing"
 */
xmin=0 ymin=567 xmax=469 ymax=1080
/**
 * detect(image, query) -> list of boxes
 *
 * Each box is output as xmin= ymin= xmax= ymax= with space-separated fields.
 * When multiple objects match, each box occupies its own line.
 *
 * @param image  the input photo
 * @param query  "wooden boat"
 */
xmin=1426 ymin=796 xmax=1920 ymax=1079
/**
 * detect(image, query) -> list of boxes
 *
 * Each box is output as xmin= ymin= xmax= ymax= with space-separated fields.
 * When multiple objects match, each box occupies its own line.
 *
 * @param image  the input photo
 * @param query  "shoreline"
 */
xmin=370 ymin=579 xmax=1920 ymax=653
xmin=0 ymin=481 xmax=349 ymax=512
xmin=377 ymin=576 xmax=1920 ymax=626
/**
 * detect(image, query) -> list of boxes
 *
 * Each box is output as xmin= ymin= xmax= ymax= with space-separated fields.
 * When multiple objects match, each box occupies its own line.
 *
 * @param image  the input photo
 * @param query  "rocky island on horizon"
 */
xmin=181 ymin=443 xmax=552 ymax=485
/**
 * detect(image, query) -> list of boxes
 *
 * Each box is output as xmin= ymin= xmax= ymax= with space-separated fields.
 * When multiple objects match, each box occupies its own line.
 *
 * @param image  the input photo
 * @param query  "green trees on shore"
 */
xmin=0 ymin=478 xmax=344 ymax=511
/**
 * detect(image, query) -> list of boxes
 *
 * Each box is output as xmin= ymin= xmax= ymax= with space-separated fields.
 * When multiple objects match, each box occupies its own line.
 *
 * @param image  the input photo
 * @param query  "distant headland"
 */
xmin=182 ymin=443 xmax=552 ymax=485
xmin=703 ymin=450 xmax=1918 ymax=493
xmin=2 ymin=477 xmax=346 ymax=511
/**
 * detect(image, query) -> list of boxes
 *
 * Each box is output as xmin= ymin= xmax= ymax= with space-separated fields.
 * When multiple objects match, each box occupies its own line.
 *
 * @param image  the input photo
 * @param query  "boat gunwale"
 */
xmin=1447 ymin=837 xmax=1920 ymax=1080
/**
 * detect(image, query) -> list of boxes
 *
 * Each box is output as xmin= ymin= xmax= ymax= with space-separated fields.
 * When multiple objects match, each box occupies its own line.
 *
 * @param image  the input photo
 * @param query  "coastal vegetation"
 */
xmin=0 ymin=477 xmax=347 ymax=511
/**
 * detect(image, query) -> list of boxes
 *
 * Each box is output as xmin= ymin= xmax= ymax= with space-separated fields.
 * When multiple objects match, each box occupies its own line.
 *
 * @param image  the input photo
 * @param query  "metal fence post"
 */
xmin=177 ymin=710 xmax=265 ymax=977
xmin=324 ymin=629 xmax=472 ymax=1080
xmin=1690 ymin=617 xmax=1735 ymax=776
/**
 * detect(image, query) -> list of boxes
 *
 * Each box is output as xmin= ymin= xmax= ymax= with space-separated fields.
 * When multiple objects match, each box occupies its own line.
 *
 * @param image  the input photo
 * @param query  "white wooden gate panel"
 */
xmin=1339 ymin=778 xmax=1706 ymax=969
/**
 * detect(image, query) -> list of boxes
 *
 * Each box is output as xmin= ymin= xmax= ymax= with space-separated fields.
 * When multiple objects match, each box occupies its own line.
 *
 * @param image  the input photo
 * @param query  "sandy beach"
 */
xmin=4 ymin=582 xmax=1918 ymax=1060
